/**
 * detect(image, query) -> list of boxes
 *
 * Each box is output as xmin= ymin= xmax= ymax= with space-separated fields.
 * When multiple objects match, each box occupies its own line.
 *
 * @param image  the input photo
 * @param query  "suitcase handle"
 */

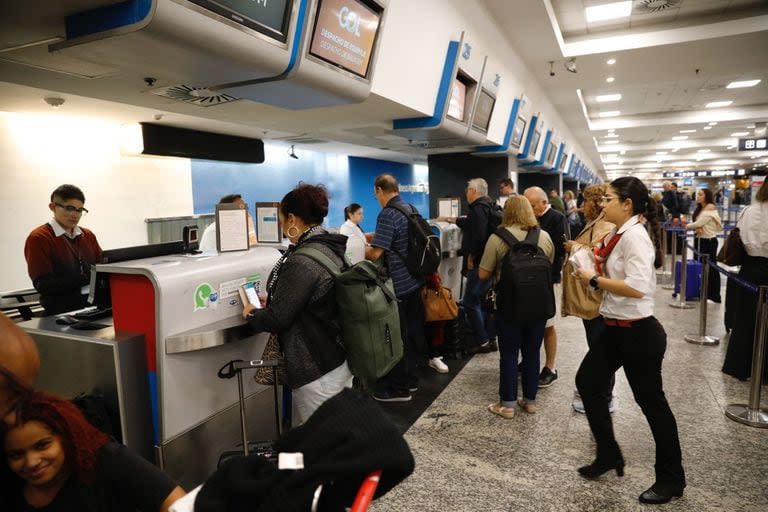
xmin=217 ymin=359 xmax=280 ymax=379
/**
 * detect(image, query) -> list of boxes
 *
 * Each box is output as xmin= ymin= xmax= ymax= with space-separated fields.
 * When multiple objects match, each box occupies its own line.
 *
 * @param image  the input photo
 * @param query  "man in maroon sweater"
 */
xmin=24 ymin=184 xmax=103 ymax=315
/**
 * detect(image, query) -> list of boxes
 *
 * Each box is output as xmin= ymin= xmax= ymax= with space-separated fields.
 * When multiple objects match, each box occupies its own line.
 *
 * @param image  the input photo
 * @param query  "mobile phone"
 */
xmin=239 ymin=281 xmax=262 ymax=308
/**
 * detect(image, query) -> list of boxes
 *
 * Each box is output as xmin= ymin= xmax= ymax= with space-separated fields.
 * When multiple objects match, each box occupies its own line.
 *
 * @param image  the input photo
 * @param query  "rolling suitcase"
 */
xmin=216 ymin=358 xmax=282 ymax=466
xmin=673 ymin=260 xmax=702 ymax=300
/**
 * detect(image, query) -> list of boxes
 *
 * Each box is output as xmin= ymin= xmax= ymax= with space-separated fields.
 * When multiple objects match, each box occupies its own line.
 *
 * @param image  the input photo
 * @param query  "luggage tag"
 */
xmin=278 ymin=452 xmax=305 ymax=470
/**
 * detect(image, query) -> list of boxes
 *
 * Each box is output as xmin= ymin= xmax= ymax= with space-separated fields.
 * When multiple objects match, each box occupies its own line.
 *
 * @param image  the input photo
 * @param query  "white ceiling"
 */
xmin=482 ymin=0 xmax=768 ymax=180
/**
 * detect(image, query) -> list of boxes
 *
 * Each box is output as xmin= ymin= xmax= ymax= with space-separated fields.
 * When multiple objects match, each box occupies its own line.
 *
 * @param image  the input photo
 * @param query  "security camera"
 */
xmin=564 ymin=58 xmax=577 ymax=74
xmin=288 ymin=145 xmax=299 ymax=160
xmin=44 ymin=97 xmax=65 ymax=108
xmin=548 ymin=61 xmax=555 ymax=77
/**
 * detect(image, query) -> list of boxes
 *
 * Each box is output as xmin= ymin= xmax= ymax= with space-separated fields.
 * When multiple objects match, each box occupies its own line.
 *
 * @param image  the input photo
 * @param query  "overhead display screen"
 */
xmin=511 ymin=116 xmax=526 ymax=147
xmin=559 ymin=151 xmax=568 ymax=171
xmin=309 ymin=0 xmax=382 ymax=78
xmin=471 ymin=89 xmax=495 ymax=132
xmin=545 ymin=142 xmax=557 ymax=165
xmin=446 ymin=79 xmax=467 ymax=122
xmin=187 ymin=0 xmax=292 ymax=42
xmin=529 ymin=129 xmax=541 ymax=155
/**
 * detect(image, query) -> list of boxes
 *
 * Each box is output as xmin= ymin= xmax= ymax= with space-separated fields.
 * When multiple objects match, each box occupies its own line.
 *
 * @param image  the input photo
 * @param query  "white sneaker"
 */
xmin=572 ymin=389 xmax=585 ymax=413
xmin=428 ymin=357 xmax=449 ymax=373
xmin=609 ymin=396 xmax=617 ymax=413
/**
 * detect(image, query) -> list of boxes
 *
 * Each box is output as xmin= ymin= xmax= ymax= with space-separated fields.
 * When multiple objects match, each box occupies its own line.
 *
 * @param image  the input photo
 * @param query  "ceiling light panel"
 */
xmin=731 ymin=132 xmax=749 ymax=136
xmin=679 ymin=129 xmax=696 ymax=133
xmin=598 ymin=111 xmax=621 ymax=118
xmin=606 ymin=77 xmax=615 ymax=83
xmin=672 ymin=136 xmax=688 ymax=140
xmin=706 ymin=101 xmax=733 ymax=108
xmin=585 ymin=1 xmax=632 ymax=22
xmin=596 ymin=94 xmax=622 ymax=102
xmin=726 ymin=79 xmax=761 ymax=89
xmin=607 ymin=58 xmax=616 ymax=65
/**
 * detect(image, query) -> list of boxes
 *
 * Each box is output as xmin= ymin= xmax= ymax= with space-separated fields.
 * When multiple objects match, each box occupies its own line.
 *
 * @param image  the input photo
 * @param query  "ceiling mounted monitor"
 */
xmin=186 ymin=0 xmax=293 ymax=43
xmin=308 ymin=0 xmax=383 ymax=79
xmin=446 ymin=78 xmax=467 ymax=122
xmin=472 ymin=88 xmax=495 ymax=133
xmin=545 ymin=142 xmax=557 ymax=166
xmin=511 ymin=116 xmax=526 ymax=148
xmin=529 ymin=129 xmax=542 ymax=155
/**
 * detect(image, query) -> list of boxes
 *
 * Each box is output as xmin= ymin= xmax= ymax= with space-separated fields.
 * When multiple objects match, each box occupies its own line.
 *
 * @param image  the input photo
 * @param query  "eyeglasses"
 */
xmin=600 ymin=195 xmax=619 ymax=203
xmin=54 ymin=203 xmax=88 ymax=215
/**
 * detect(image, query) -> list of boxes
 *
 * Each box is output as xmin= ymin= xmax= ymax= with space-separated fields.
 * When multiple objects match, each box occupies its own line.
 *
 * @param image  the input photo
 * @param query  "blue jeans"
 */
xmin=463 ymin=269 xmax=494 ymax=345
xmin=497 ymin=318 xmax=546 ymax=406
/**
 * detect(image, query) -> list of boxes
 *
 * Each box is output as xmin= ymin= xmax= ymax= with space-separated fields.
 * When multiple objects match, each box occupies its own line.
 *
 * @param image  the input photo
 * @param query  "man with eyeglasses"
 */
xmin=24 ymin=184 xmax=103 ymax=315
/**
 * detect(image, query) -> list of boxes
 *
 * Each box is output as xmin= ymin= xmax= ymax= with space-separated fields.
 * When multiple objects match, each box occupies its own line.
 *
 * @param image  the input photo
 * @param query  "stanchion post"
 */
xmin=669 ymin=233 xmax=694 ymax=309
xmin=685 ymin=254 xmax=719 ymax=345
xmin=725 ymin=285 xmax=768 ymax=428
xmin=662 ymin=227 xmax=677 ymax=290
xmin=659 ymin=225 xmax=670 ymax=277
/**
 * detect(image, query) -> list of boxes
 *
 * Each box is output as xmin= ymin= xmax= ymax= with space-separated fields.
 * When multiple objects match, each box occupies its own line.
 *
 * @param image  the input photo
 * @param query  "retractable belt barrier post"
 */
xmin=662 ymin=225 xmax=678 ymax=290
xmin=669 ymin=233 xmax=694 ymax=309
xmin=725 ymin=285 xmax=768 ymax=428
xmin=684 ymin=254 xmax=719 ymax=345
xmin=659 ymin=225 xmax=671 ymax=277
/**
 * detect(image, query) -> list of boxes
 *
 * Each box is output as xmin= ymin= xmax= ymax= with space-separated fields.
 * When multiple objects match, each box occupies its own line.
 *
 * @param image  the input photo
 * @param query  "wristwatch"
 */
xmin=589 ymin=274 xmax=600 ymax=291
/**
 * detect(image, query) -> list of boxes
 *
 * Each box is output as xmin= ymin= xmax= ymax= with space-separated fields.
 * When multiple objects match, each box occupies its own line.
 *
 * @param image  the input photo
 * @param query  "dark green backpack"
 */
xmin=294 ymin=247 xmax=403 ymax=382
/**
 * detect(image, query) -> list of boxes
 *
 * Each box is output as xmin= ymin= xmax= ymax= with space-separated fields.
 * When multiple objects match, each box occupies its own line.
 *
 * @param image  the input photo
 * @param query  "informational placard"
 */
xmin=308 ymin=0 xmax=382 ymax=78
xmin=216 ymin=204 xmax=249 ymax=252
xmin=438 ymin=197 xmax=460 ymax=219
xmin=255 ymin=202 xmax=282 ymax=243
xmin=738 ymin=137 xmax=768 ymax=151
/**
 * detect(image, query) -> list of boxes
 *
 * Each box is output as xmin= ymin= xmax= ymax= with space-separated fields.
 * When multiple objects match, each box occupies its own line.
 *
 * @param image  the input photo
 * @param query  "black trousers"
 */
xmin=376 ymin=288 xmax=424 ymax=392
xmin=581 ymin=317 xmax=614 ymax=400
xmin=694 ymin=237 xmax=721 ymax=301
xmin=576 ymin=317 xmax=685 ymax=491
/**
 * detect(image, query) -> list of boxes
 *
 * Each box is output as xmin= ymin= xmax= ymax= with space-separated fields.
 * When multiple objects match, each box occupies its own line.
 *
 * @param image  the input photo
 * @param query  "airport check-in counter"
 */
xmin=429 ymin=221 xmax=463 ymax=300
xmin=94 ymin=248 xmax=281 ymax=488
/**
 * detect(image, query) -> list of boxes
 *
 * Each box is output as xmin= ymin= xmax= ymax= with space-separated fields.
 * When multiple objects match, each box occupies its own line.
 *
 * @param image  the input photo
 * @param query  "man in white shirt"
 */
xmin=497 ymin=178 xmax=516 ymax=208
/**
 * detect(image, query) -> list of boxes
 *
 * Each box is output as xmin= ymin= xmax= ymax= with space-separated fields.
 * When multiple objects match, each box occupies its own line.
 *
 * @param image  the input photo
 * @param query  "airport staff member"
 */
xmin=24 ymin=185 xmax=102 ymax=315
xmin=199 ymin=194 xmax=258 ymax=252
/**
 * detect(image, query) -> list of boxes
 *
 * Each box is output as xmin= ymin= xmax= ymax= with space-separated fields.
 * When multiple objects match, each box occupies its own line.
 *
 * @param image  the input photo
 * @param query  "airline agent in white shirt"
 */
xmin=339 ymin=203 xmax=368 ymax=264
xmin=574 ymin=177 xmax=685 ymax=505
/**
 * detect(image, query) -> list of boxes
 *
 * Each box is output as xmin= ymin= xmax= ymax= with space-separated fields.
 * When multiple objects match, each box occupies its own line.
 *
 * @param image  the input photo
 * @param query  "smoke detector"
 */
xmin=635 ymin=0 xmax=681 ymax=13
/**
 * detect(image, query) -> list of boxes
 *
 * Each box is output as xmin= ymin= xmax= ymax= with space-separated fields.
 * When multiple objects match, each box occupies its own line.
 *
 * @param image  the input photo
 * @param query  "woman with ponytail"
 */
xmin=573 ymin=177 xmax=685 ymax=505
xmin=339 ymin=203 xmax=368 ymax=264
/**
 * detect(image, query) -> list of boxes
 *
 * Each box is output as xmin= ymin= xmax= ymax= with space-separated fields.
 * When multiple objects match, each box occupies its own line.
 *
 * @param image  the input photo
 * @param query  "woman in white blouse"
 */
xmin=685 ymin=188 xmax=723 ymax=302
xmin=339 ymin=203 xmax=368 ymax=264
xmin=574 ymin=177 xmax=685 ymax=505
xmin=722 ymin=180 xmax=768 ymax=381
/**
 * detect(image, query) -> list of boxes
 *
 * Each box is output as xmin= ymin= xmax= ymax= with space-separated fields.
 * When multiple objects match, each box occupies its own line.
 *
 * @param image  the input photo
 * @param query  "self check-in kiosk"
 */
xmin=428 ymin=221 xmax=463 ymax=300
xmin=95 ymin=247 xmax=281 ymax=488
xmin=393 ymin=31 xmax=491 ymax=149
xmin=473 ymin=94 xmax=531 ymax=158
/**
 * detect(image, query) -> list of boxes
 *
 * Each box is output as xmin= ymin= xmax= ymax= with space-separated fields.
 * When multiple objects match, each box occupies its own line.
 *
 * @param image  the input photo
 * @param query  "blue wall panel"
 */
xmin=191 ymin=145 xmax=427 ymax=233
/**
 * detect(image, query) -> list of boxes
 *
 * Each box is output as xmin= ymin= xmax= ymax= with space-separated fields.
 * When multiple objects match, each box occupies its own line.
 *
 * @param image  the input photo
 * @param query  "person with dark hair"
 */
xmin=1 ymin=390 xmax=185 ymax=511
xmin=339 ymin=203 xmax=367 ymax=264
xmin=242 ymin=183 xmax=352 ymax=423
xmin=685 ymin=188 xmax=722 ymax=302
xmin=24 ymin=185 xmax=102 ymax=315
xmin=574 ymin=177 xmax=685 ymax=505
xmin=497 ymin=178 xmax=516 ymax=207
xmin=722 ymin=179 xmax=768 ymax=381
xmin=365 ymin=174 xmax=425 ymax=402
xmin=0 ymin=312 xmax=40 ymax=426
xmin=198 ymin=193 xmax=258 ymax=252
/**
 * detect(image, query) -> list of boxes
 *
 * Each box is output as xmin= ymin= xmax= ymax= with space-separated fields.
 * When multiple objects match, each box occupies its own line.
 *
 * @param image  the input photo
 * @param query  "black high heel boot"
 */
xmin=577 ymin=458 xmax=625 ymax=479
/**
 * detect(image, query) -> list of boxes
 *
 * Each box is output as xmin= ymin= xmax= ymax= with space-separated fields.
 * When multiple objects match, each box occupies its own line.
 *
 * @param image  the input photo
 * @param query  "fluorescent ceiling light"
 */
xmin=620 ymin=150 xmax=626 ymax=155
xmin=585 ymin=1 xmax=632 ymax=23
xmin=706 ymin=101 xmax=733 ymax=108
xmin=606 ymin=77 xmax=615 ymax=83
xmin=672 ymin=136 xmax=688 ymax=140
xmin=731 ymin=132 xmax=749 ymax=136
xmin=603 ymin=140 xmax=620 ymax=145
xmin=656 ymin=151 xmax=667 ymax=155
xmin=726 ymin=79 xmax=761 ymax=89
xmin=703 ymin=126 xmax=712 ymax=130
xmin=679 ymin=129 xmax=696 ymax=133
xmin=598 ymin=111 xmax=621 ymax=118
xmin=607 ymin=58 xmax=616 ymax=65
xmin=697 ymin=149 xmax=711 ymax=153
xmin=746 ymin=124 xmax=756 ymax=129
xmin=604 ymin=133 xmax=619 ymax=138
xmin=596 ymin=94 xmax=622 ymax=102
xmin=708 ymin=122 xmax=718 ymax=126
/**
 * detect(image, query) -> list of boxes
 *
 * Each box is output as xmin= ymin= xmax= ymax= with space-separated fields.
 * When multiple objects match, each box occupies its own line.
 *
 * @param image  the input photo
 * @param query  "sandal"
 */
xmin=517 ymin=399 xmax=537 ymax=414
xmin=488 ymin=402 xmax=515 ymax=419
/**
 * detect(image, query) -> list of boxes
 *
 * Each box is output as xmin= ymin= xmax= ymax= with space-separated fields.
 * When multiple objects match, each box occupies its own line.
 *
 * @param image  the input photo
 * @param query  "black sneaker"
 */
xmin=538 ymin=367 xmax=558 ymax=388
xmin=373 ymin=389 xmax=412 ymax=402
xmin=472 ymin=340 xmax=498 ymax=354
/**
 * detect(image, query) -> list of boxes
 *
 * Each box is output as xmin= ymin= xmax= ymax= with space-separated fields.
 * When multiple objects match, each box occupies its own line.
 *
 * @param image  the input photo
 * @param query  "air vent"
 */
xmin=150 ymin=85 xmax=239 ymax=107
xmin=273 ymin=135 xmax=327 ymax=145
xmin=634 ymin=0 xmax=681 ymax=13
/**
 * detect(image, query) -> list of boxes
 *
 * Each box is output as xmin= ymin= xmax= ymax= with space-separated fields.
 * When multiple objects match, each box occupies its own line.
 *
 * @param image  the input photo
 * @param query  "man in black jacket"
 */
xmin=524 ymin=186 xmax=568 ymax=388
xmin=438 ymin=178 xmax=498 ymax=354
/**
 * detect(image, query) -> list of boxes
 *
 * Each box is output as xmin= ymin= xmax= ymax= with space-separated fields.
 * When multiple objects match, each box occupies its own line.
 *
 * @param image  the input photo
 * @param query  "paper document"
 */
xmin=569 ymin=247 xmax=595 ymax=274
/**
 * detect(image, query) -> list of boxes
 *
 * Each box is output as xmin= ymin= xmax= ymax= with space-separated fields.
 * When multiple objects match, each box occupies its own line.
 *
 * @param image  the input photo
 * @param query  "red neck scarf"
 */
xmin=593 ymin=231 xmax=623 ymax=275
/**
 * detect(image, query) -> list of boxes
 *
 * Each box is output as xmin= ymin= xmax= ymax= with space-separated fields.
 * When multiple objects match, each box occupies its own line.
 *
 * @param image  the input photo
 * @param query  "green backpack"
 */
xmin=294 ymin=247 xmax=403 ymax=382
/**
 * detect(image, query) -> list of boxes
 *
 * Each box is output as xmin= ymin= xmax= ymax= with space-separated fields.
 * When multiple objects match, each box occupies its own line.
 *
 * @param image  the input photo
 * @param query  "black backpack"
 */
xmin=493 ymin=227 xmax=555 ymax=324
xmin=486 ymin=202 xmax=503 ymax=234
xmin=385 ymin=202 xmax=441 ymax=278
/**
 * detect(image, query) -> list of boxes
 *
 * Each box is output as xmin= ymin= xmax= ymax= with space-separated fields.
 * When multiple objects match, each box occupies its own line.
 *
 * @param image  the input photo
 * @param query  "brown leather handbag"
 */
xmin=717 ymin=227 xmax=746 ymax=266
xmin=421 ymin=286 xmax=459 ymax=322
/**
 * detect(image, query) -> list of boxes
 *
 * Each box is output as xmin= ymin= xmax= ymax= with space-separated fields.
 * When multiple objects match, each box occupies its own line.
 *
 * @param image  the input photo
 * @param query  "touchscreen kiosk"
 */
xmin=447 ymin=78 xmax=468 ymax=122
xmin=472 ymin=88 xmax=495 ymax=132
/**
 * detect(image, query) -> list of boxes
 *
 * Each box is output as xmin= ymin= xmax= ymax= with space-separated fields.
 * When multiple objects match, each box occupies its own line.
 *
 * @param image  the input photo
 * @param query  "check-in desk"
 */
xmin=96 ymin=248 xmax=281 ymax=488
xmin=429 ymin=221 xmax=463 ymax=300
xmin=22 ymin=318 xmax=153 ymax=462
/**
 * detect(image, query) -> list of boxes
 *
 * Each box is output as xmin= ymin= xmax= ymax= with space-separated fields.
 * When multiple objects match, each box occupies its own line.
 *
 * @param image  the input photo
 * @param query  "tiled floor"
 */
xmin=371 ymin=282 xmax=768 ymax=512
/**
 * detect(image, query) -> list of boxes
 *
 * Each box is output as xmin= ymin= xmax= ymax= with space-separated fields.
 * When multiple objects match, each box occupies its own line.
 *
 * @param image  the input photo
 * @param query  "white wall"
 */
xmin=0 ymin=112 xmax=193 ymax=292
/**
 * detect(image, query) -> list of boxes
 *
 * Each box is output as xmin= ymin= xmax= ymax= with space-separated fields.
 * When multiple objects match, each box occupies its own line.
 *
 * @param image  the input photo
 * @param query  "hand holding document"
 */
xmin=568 ymin=247 xmax=596 ymax=275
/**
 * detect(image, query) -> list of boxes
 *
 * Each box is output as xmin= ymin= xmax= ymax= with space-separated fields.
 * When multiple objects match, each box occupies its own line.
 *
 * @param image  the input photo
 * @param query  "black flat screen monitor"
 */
xmin=472 ymin=88 xmax=495 ymax=132
xmin=511 ymin=115 xmax=526 ymax=148
xmin=529 ymin=129 xmax=541 ymax=156
xmin=545 ymin=142 xmax=557 ymax=165
xmin=559 ymin=152 xmax=568 ymax=172
xmin=308 ymin=0 xmax=383 ymax=78
xmin=186 ymin=0 xmax=292 ymax=42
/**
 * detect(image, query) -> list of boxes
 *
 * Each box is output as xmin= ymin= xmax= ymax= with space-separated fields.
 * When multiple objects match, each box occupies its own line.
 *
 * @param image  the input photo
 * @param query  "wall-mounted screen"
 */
xmin=545 ymin=142 xmax=557 ymax=165
xmin=187 ymin=0 xmax=292 ymax=42
xmin=308 ymin=0 xmax=383 ymax=78
xmin=446 ymin=78 xmax=467 ymax=121
xmin=471 ymin=89 xmax=495 ymax=132
xmin=559 ymin=151 xmax=568 ymax=172
xmin=511 ymin=116 xmax=526 ymax=148
xmin=529 ymin=129 xmax=541 ymax=155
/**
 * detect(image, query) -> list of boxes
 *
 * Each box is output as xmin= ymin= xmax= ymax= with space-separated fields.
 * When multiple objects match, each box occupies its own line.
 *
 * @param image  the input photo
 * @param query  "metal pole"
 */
xmin=659 ymin=224 xmax=671 ymax=277
xmin=725 ymin=285 xmax=768 ymax=428
xmin=669 ymin=233 xmax=694 ymax=309
xmin=685 ymin=254 xmax=719 ymax=345
xmin=662 ymin=227 xmax=677 ymax=290
xmin=237 ymin=371 xmax=250 ymax=455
